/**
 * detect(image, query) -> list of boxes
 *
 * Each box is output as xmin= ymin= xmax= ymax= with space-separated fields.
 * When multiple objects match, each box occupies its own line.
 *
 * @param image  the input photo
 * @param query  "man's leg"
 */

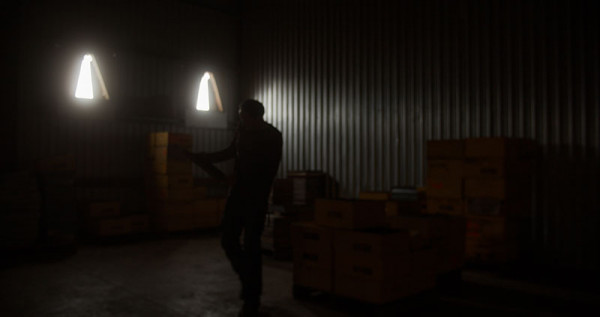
xmin=221 ymin=197 xmax=245 ymax=279
xmin=240 ymin=206 xmax=266 ymax=305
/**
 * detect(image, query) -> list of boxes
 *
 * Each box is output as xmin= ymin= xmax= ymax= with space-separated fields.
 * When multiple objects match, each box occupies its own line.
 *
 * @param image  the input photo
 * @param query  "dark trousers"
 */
xmin=221 ymin=188 xmax=267 ymax=303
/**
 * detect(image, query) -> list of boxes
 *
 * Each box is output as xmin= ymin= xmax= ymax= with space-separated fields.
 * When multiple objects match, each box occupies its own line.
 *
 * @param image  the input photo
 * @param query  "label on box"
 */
xmin=426 ymin=178 xmax=464 ymax=199
xmin=427 ymin=160 xmax=464 ymax=178
xmin=315 ymin=199 xmax=386 ymax=229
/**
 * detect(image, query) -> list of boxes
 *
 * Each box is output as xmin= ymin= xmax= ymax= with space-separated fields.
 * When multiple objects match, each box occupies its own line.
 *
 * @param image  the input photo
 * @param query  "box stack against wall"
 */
xmin=425 ymin=140 xmax=466 ymax=216
xmin=84 ymin=201 xmax=150 ymax=237
xmin=292 ymin=199 xmax=438 ymax=304
xmin=0 ymin=172 xmax=41 ymax=250
xmin=37 ymin=155 xmax=78 ymax=247
xmin=262 ymin=172 xmax=334 ymax=259
xmin=463 ymin=138 xmax=534 ymax=264
xmin=146 ymin=132 xmax=224 ymax=232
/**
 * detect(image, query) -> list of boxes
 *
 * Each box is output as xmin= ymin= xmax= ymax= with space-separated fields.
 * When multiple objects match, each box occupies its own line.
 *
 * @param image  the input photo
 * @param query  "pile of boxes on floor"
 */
xmin=263 ymin=171 xmax=335 ymax=259
xmin=425 ymin=137 xmax=535 ymax=264
xmin=85 ymin=132 xmax=225 ymax=237
xmin=292 ymin=195 xmax=465 ymax=304
xmin=145 ymin=132 xmax=225 ymax=233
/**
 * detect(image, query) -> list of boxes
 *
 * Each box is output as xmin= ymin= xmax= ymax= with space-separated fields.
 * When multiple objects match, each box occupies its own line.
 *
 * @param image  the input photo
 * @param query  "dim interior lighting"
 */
xmin=74 ymin=53 xmax=110 ymax=100
xmin=75 ymin=54 xmax=93 ymax=99
xmin=196 ymin=72 xmax=210 ymax=111
xmin=195 ymin=72 xmax=223 ymax=112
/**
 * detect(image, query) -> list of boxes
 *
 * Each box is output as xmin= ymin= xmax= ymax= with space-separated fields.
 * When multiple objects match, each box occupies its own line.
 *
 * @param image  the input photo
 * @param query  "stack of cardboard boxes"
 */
xmin=425 ymin=140 xmax=466 ymax=216
xmin=425 ymin=137 xmax=534 ymax=264
xmin=292 ymin=199 xmax=439 ymax=304
xmin=85 ymin=201 xmax=150 ymax=237
xmin=146 ymin=132 xmax=224 ymax=232
xmin=463 ymin=138 xmax=534 ymax=263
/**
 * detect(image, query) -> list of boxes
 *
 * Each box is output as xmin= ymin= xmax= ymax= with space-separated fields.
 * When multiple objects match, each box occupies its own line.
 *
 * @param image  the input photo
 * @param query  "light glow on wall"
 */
xmin=75 ymin=54 xmax=94 ymax=99
xmin=196 ymin=72 xmax=211 ymax=111
xmin=74 ymin=53 xmax=110 ymax=101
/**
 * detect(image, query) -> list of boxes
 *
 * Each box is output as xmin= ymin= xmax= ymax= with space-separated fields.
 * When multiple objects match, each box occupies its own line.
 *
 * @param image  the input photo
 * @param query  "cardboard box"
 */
xmin=358 ymin=192 xmax=391 ymax=200
xmin=465 ymin=138 xmax=535 ymax=159
xmin=334 ymin=272 xmax=414 ymax=304
xmin=463 ymin=158 xmax=532 ymax=179
xmin=151 ymin=174 xmax=194 ymax=189
xmin=88 ymin=201 xmax=120 ymax=218
xmin=465 ymin=216 xmax=529 ymax=245
xmin=426 ymin=178 xmax=463 ymax=199
xmin=427 ymin=140 xmax=465 ymax=159
xmin=315 ymin=199 xmax=386 ymax=229
xmin=151 ymin=160 xmax=192 ymax=174
xmin=387 ymin=214 xmax=445 ymax=240
xmin=464 ymin=178 xmax=531 ymax=199
xmin=465 ymin=242 xmax=519 ymax=263
xmin=427 ymin=160 xmax=464 ymax=178
xmin=426 ymin=198 xmax=465 ymax=216
xmin=467 ymin=198 xmax=531 ymax=217
xmin=292 ymin=223 xmax=334 ymax=291
xmin=334 ymin=229 xmax=410 ymax=273
xmin=152 ymin=132 xmax=193 ymax=149
xmin=152 ymin=146 xmax=189 ymax=162
xmin=151 ymin=187 xmax=207 ymax=203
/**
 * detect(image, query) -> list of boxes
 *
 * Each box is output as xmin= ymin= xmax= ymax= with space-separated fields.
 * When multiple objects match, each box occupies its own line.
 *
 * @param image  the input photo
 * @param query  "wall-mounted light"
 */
xmin=195 ymin=71 xmax=222 ymax=112
xmin=74 ymin=53 xmax=110 ymax=100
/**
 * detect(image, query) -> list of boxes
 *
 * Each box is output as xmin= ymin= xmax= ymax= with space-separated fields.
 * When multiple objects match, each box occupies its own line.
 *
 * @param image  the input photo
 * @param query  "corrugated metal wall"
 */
xmin=14 ymin=1 xmax=238 ymax=210
xmin=241 ymin=0 xmax=599 ymax=270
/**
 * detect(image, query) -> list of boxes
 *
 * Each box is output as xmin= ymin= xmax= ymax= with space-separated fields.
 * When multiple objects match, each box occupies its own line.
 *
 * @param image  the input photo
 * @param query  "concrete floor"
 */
xmin=1 ymin=232 xmax=599 ymax=316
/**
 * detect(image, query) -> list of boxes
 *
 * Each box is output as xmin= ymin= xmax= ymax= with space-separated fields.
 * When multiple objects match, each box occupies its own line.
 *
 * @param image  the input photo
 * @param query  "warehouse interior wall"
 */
xmin=240 ymin=0 xmax=599 ymax=272
xmin=12 ymin=0 xmax=240 ymax=177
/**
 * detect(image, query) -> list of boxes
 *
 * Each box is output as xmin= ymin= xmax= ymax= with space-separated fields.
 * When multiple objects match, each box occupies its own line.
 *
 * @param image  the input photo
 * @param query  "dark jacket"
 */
xmin=206 ymin=122 xmax=282 ymax=203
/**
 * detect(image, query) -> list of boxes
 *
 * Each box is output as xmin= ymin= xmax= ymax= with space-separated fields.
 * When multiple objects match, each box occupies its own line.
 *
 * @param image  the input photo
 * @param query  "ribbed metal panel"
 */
xmin=242 ymin=0 xmax=600 ymax=270
xmin=17 ymin=113 xmax=235 ymax=179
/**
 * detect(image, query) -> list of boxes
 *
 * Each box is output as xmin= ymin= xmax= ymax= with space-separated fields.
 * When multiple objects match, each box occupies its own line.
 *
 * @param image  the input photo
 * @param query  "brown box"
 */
xmin=151 ymin=160 xmax=192 ymax=175
xmin=387 ymin=214 xmax=445 ymax=240
xmin=427 ymin=140 xmax=465 ymax=159
xmin=465 ymin=138 xmax=535 ymax=159
xmin=358 ymin=191 xmax=391 ymax=200
xmin=463 ymin=158 xmax=532 ymax=179
xmin=426 ymin=178 xmax=463 ymax=199
xmin=315 ymin=199 xmax=386 ymax=229
xmin=88 ymin=201 xmax=120 ymax=218
xmin=152 ymin=146 xmax=189 ymax=162
xmin=427 ymin=160 xmax=464 ymax=178
xmin=467 ymin=198 xmax=530 ymax=217
xmin=465 ymin=215 xmax=528 ymax=245
xmin=333 ymin=229 xmax=430 ymax=303
xmin=151 ymin=174 xmax=194 ymax=189
xmin=334 ymin=271 xmax=415 ymax=304
xmin=426 ymin=198 xmax=465 ymax=216
xmin=151 ymin=186 xmax=207 ymax=203
xmin=334 ymin=229 xmax=411 ymax=272
xmin=464 ymin=178 xmax=531 ymax=199
xmin=292 ymin=223 xmax=334 ymax=291
xmin=153 ymin=132 xmax=193 ymax=149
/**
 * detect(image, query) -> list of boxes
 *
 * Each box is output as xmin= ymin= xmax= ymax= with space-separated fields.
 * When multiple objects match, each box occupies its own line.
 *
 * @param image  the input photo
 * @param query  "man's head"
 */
xmin=238 ymin=99 xmax=264 ymax=128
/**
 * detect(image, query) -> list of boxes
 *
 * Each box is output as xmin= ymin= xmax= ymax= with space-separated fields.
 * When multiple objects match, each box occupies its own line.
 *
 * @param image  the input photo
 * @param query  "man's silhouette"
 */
xmin=187 ymin=99 xmax=282 ymax=316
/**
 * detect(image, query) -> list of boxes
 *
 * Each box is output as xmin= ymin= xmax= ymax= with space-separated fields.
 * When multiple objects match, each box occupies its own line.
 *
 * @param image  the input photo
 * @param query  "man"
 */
xmin=186 ymin=99 xmax=282 ymax=316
